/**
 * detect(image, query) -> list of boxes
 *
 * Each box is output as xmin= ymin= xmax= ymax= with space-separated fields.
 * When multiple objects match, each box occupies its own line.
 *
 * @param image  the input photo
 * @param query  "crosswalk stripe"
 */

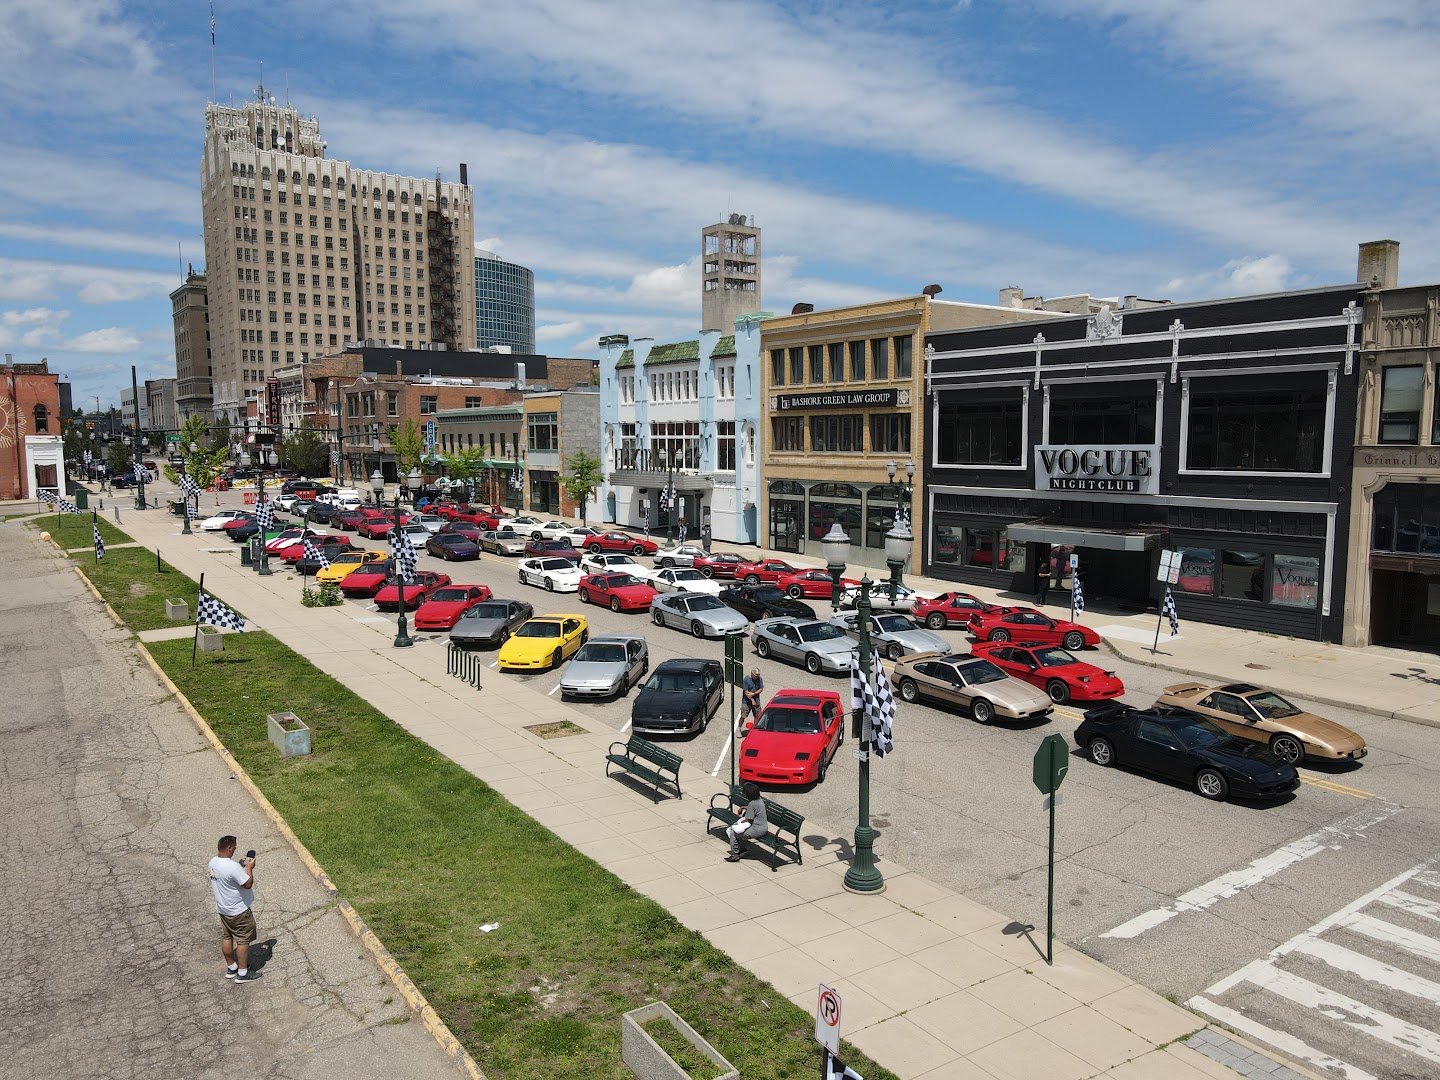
xmin=1292 ymin=937 xmax=1440 ymax=1002
xmin=1186 ymin=996 xmax=1379 ymax=1080
xmin=1343 ymin=913 xmax=1440 ymax=966
xmin=1375 ymin=889 xmax=1440 ymax=924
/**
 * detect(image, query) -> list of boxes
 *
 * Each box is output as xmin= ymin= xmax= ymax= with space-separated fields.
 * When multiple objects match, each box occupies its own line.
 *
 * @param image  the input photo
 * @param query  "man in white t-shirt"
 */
xmin=208 ymin=835 xmax=259 ymax=983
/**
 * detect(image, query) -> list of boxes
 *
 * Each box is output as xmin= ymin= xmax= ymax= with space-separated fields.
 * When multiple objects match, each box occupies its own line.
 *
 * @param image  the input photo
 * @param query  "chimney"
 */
xmin=1357 ymin=240 xmax=1399 ymax=289
xmin=998 ymin=286 xmax=1023 ymax=308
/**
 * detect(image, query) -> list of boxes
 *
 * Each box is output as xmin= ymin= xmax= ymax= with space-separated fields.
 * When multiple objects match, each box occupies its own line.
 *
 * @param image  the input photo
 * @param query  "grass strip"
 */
xmin=31 ymin=510 xmax=129 ymax=548
xmin=55 ymin=524 xmax=898 ymax=1080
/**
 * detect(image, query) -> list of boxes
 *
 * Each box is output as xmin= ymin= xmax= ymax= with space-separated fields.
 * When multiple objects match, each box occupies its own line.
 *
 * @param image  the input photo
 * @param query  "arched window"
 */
xmin=261 ymin=166 xmax=270 ymax=180
xmin=291 ymin=170 xmax=301 ymax=183
xmin=33 ymin=404 xmax=48 ymax=432
xmin=322 ymin=175 xmax=331 ymax=188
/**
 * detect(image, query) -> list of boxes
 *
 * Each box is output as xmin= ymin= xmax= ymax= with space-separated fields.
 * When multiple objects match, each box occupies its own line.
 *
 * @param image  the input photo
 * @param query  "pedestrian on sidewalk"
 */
xmin=208 ymin=835 xmax=260 ymax=984
xmin=1032 ymin=547 xmax=1053 ymax=607
xmin=739 ymin=668 xmax=764 ymax=728
xmin=725 ymin=782 xmax=768 ymax=862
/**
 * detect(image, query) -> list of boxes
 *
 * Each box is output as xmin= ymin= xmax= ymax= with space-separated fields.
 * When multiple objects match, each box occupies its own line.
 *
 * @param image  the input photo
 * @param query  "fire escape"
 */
xmin=426 ymin=187 xmax=461 ymax=349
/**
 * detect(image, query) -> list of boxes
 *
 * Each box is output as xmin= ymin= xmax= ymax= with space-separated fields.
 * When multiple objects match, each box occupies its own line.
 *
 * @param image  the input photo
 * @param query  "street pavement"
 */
xmin=0 ymin=516 xmax=465 ymax=1080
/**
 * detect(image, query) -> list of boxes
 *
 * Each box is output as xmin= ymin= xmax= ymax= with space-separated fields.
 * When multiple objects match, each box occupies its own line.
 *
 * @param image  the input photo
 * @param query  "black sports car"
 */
xmin=294 ymin=541 xmax=360 ymax=575
xmin=718 ymin=584 xmax=815 ymax=622
xmin=630 ymin=659 xmax=724 ymax=736
xmin=1075 ymin=703 xmax=1300 ymax=802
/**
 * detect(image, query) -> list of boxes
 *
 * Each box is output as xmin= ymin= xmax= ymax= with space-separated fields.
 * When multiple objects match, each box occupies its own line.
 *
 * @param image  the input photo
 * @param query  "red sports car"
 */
xmin=693 ymin=552 xmax=748 ymax=579
xmin=739 ymin=689 xmax=845 ymax=786
xmin=335 ymin=509 xmax=368 ymax=531
xmin=434 ymin=503 xmax=470 ymax=520
xmin=264 ymin=527 xmax=328 ymax=555
xmin=970 ymin=640 xmax=1124 ymax=704
xmin=966 ymin=607 xmax=1100 ymax=650
xmin=584 ymin=531 xmax=659 ymax=556
xmin=440 ymin=520 xmax=484 ymax=541
xmin=280 ymin=537 xmax=354 ymax=564
xmin=911 ymin=591 xmax=1009 ymax=630
xmin=413 ymin=584 xmax=494 ymax=630
xmin=734 ymin=558 xmax=802 ymax=586
xmin=448 ymin=508 xmax=501 ymax=528
xmin=577 ymin=572 xmax=657 ymax=612
xmin=338 ymin=562 xmax=391 ymax=598
xmin=375 ymin=570 xmax=451 ymax=612
xmin=776 ymin=568 xmax=859 ymax=600
xmin=357 ymin=513 xmax=412 ymax=540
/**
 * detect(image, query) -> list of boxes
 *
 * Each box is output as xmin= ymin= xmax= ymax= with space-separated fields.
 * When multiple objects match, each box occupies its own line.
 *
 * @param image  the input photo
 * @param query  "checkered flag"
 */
xmin=330 ymin=450 xmax=341 ymax=469
xmin=254 ymin=495 xmax=274 ymax=531
xmin=389 ymin=527 xmax=417 ymax=583
xmin=37 ymin=488 xmax=57 ymax=505
xmin=179 ymin=474 xmax=204 ymax=498
xmin=824 ymin=1049 xmax=865 ymax=1080
xmin=132 ymin=462 xmax=147 ymax=483
xmin=301 ymin=538 xmax=330 ymax=570
xmin=1071 ymin=573 xmax=1084 ymax=614
xmin=186 ymin=501 xmax=199 ymax=520
xmin=1162 ymin=586 xmax=1180 ymax=637
xmin=82 ymin=450 xmax=92 ymax=466
xmin=508 ymin=468 xmax=523 ymax=492
xmin=658 ymin=484 xmax=673 ymax=511
xmin=93 ymin=524 xmax=105 ymax=561
xmin=57 ymin=497 xmax=82 ymax=515
xmin=869 ymin=658 xmax=896 ymax=758
xmin=196 ymin=590 xmax=246 ymax=632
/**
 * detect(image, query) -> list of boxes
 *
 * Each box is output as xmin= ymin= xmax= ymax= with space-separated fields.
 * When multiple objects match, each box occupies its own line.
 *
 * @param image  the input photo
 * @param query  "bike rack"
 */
xmin=446 ymin=641 xmax=483 ymax=690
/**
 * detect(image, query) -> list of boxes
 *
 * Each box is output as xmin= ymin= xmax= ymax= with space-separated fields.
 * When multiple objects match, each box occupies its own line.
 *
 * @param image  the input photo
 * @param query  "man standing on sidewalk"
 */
xmin=739 ymin=668 xmax=764 ymax=728
xmin=208 ymin=836 xmax=260 ymax=983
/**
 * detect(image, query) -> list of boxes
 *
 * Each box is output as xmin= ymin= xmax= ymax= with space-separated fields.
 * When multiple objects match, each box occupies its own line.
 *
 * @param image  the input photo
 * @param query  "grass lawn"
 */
xmin=63 ymin=524 xmax=898 ymax=1080
xmin=31 ymin=510 xmax=128 ymax=548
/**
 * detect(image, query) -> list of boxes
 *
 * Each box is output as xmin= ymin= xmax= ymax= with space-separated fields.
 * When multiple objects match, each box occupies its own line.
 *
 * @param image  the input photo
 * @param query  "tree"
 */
xmin=444 ymin=446 xmax=487 ymax=500
xmin=209 ymin=415 xmax=232 ymax=452
xmin=562 ymin=450 xmax=604 ymax=525
xmin=161 ymin=415 xmax=231 ymax=491
xmin=387 ymin=418 xmax=426 ymax=474
xmin=282 ymin=421 xmax=330 ymax=477
xmin=106 ymin=441 xmax=134 ymax=476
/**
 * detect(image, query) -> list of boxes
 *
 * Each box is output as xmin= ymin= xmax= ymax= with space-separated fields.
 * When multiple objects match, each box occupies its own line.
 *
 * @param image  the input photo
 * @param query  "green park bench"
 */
xmin=705 ymin=784 xmax=805 ymax=871
xmin=605 ymin=735 xmax=683 ymax=802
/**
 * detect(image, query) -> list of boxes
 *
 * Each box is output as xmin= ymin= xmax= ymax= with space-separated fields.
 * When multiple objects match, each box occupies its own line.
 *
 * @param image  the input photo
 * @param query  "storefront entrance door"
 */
xmin=770 ymin=503 xmax=801 ymax=553
xmin=1371 ymin=568 xmax=1440 ymax=652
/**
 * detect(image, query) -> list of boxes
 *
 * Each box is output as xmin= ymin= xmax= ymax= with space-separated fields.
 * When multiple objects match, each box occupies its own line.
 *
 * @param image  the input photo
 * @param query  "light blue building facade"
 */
xmin=473 ymin=250 xmax=535 ymax=353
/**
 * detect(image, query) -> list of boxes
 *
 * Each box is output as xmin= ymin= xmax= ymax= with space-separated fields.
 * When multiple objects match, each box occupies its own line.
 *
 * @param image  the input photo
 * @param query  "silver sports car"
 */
xmin=830 ymin=611 xmax=951 ymax=660
xmin=651 ymin=591 xmax=750 ymax=639
xmin=753 ymin=617 xmax=858 ymax=674
xmin=558 ymin=634 xmax=649 ymax=699
xmin=449 ymin=598 xmax=534 ymax=648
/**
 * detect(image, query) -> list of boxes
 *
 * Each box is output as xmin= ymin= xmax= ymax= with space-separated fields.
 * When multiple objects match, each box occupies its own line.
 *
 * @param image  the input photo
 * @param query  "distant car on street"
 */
xmin=577 ymin=572 xmax=657 ymax=613
xmin=752 ymin=617 xmax=857 ymax=675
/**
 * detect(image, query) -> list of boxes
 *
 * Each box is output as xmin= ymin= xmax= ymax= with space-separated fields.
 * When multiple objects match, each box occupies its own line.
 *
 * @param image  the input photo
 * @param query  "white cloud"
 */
xmin=534 ymin=321 xmax=587 ymax=344
xmin=66 ymin=327 xmax=142 ymax=353
xmin=0 ymin=306 xmax=70 ymax=350
xmin=0 ymin=219 xmax=194 ymax=260
xmin=1160 ymin=253 xmax=1296 ymax=300
xmin=0 ymin=257 xmax=179 ymax=305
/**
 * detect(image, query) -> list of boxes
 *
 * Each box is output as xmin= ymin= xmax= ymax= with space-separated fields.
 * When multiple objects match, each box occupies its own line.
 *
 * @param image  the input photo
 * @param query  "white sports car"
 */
xmin=650 ymin=567 xmax=723 ymax=595
xmin=579 ymin=553 xmax=653 ymax=579
xmin=517 ymin=556 xmax=584 ymax=593
xmin=200 ymin=510 xmax=250 ymax=531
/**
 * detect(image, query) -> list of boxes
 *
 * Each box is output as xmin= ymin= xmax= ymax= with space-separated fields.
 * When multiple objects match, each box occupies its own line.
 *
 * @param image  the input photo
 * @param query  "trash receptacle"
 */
xmin=74 ymin=488 xmax=89 ymax=510
xmin=249 ymin=537 xmax=263 ymax=569
xmin=241 ymin=544 xmax=253 ymax=567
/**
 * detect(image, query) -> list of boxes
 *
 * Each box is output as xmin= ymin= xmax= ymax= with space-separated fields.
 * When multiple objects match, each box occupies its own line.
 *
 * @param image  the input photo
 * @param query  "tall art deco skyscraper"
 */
xmin=200 ymin=87 xmax=476 ymax=420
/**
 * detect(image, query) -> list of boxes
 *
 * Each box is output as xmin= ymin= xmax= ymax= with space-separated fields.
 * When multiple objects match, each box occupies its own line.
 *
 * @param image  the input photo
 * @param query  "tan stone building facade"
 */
xmin=201 ymin=93 xmax=475 ymax=421
xmin=169 ymin=269 xmax=212 ymax=420
xmin=1344 ymin=241 xmax=1440 ymax=649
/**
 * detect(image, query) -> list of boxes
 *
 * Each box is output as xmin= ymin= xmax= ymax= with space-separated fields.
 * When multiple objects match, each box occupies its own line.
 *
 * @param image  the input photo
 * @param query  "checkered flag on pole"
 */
xmin=330 ymin=450 xmax=341 ymax=469
xmin=869 ymin=659 xmax=896 ymax=758
xmin=93 ymin=523 xmax=105 ymax=560
xmin=132 ymin=462 xmax=147 ymax=483
xmin=179 ymin=475 xmax=204 ymax=499
xmin=1071 ymin=572 xmax=1084 ymax=614
xmin=301 ymin=538 xmax=330 ymax=570
xmin=1162 ymin=586 xmax=1180 ymax=636
xmin=824 ymin=1049 xmax=865 ymax=1080
xmin=658 ymin=484 xmax=672 ymax=511
xmin=196 ymin=590 xmax=246 ymax=632
xmin=508 ymin=467 xmax=523 ymax=492
xmin=37 ymin=488 xmax=57 ymax=505
xmin=389 ymin=527 xmax=417 ymax=582
xmin=254 ymin=493 xmax=274 ymax=530
xmin=83 ymin=450 xmax=92 ymax=465
xmin=57 ymin=497 xmax=82 ymax=514
xmin=186 ymin=501 xmax=199 ymax=520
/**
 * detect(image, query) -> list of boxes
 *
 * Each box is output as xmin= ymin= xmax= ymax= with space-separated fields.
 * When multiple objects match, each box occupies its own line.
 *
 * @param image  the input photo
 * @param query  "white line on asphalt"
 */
xmin=547 ymin=684 xmax=560 ymax=696
xmin=1101 ymin=800 xmax=1403 ymax=939
xmin=1186 ymin=997 xmax=1379 ymax=1080
xmin=711 ymin=715 xmax=741 ymax=777
xmin=621 ymin=719 xmax=631 ymax=733
xmin=1292 ymin=937 xmax=1440 ymax=1002
xmin=1374 ymin=889 xmax=1440 ymax=924
xmin=489 ymin=660 xmax=499 ymax=668
xmin=1343 ymin=913 xmax=1440 ymax=966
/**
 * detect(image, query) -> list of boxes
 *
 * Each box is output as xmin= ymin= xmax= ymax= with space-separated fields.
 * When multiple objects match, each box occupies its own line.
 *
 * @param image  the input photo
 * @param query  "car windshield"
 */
xmin=671 ymin=570 xmax=703 ymax=581
xmin=429 ymin=589 xmax=469 ymax=602
xmin=874 ymin=615 xmax=918 ymax=633
xmin=540 ymin=559 xmax=574 ymax=571
xmin=756 ymin=707 xmax=822 ymax=734
xmin=1246 ymin=691 xmax=1302 ymax=719
xmin=956 ymin=660 xmax=1007 ymax=684
xmin=1033 ymin=647 xmax=1077 ymax=666
xmin=645 ymin=669 xmax=703 ymax=692
xmin=438 ymin=535 xmax=466 ymax=544
xmin=575 ymin=643 xmax=626 ymax=663
xmin=515 ymin=622 xmax=562 ymax=639
xmin=687 ymin=596 xmax=725 ymax=611
xmin=798 ymin=623 xmax=848 ymax=643
xmin=606 ymin=575 xmax=643 ymax=588
xmin=466 ymin=603 xmax=509 ymax=620
xmin=1173 ymin=718 xmax=1230 ymax=749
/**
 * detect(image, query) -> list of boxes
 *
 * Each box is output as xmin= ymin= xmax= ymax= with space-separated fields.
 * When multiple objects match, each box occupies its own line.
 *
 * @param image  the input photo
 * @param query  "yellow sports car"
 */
xmin=314 ymin=549 xmax=387 ymax=582
xmin=497 ymin=614 xmax=589 ymax=671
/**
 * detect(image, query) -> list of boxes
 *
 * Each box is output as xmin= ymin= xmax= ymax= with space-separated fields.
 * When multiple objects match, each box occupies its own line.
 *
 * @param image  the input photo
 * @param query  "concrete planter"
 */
xmin=621 ymin=1002 xmax=737 ymax=1080
xmin=197 ymin=626 xmax=224 ymax=653
xmin=266 ymin=711 xmax=312 ymax=758
xmin=165 ymin=598 xmax=189 ymax=621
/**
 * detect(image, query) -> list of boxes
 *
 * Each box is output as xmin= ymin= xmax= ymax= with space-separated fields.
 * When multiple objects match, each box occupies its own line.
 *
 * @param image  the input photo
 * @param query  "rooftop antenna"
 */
xmin=285 ymin=72 xmax=290 ymax=108
xmin=257 ymin=60 xmax=264 ymax=103
xmin=208 ymin=1 xmax=216 ymax=102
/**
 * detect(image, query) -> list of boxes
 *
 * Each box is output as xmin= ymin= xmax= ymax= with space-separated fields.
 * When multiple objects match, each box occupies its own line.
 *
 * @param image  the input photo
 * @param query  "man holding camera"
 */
xmin=208 ymin=835 xmax=259 ymax=983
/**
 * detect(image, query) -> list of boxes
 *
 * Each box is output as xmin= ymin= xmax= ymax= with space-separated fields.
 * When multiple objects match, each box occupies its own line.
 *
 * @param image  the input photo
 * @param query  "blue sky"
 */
xmin=2 ymin=0 xmax=1438 ymax=412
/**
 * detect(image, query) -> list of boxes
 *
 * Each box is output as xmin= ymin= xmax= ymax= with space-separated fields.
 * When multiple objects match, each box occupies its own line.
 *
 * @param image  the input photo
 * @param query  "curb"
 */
xmin=70 ymin=562 xmax=487 ymax=1080
xmin=1097 ymin=637 xmax=1440 ymax=731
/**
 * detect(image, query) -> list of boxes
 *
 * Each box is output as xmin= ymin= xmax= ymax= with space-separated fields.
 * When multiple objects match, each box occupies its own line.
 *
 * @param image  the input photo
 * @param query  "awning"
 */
xmin=1006 ymin=521 xmax=1167 ymax=553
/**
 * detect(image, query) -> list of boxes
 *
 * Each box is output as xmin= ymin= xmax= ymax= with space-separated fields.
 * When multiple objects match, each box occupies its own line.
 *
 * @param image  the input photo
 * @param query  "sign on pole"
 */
xmin=724 ymin=631 xmax=745 ymax=687
xmin=426 ymin=419 xmax=436 ymax=453
xmin=1033 ymin=733 xmax=1069 ymax=966
xmin=1157 ymin=548 xmax=1182 ymax=584
xmin=815 ymin=984 xmax=842 ymax=1054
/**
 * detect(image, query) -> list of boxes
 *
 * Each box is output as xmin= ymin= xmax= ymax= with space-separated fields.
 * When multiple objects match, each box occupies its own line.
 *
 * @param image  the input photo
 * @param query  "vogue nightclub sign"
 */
xmin=1034 ymin=445 xmax=1159 ymax=495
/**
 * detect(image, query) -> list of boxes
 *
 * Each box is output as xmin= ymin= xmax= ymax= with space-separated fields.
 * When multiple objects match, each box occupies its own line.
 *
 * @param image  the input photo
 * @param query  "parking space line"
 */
xmin=1301 ymin=776 xmax=1375 ymax=799
xmin=547 ymin=684 xmax=560 ymax=696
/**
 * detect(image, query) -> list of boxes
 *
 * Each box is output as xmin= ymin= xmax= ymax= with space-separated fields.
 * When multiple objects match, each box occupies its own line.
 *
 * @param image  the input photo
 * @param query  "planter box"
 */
xmin=165 ymin=598 xmax=189 ymax=621
xmin=197 ymin=626 xmax=224 ymax=654
xmin=621 ymin=1002 xmax=737 ymax=1080
xmin=266 ymin=711 xmax=312 ymax=758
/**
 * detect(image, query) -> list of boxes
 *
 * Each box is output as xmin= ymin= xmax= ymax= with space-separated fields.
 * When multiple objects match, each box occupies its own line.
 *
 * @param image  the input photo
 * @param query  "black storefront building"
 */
xmin=923 ymin=286 xmax=1364 ymax=642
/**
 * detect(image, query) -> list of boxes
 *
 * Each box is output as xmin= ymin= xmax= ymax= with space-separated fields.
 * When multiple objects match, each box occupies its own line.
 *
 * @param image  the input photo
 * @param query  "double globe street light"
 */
xmin=241 ymin=445 xmax=280 ymax=576
xmin=372 ymin=466 xmax=423 ymax=648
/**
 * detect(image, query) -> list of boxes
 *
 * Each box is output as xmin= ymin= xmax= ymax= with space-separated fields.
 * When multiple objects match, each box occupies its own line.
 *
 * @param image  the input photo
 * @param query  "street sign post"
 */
xmin=725 ymin=632 xmax=745 ymax=787
xmin=1033 ymin=733 xmax=1069 ymax=965
xmin=1153 ymin=550 xmax=1182 ymax=653
xmin=815 ymin=984 xmax=842 ymax=1055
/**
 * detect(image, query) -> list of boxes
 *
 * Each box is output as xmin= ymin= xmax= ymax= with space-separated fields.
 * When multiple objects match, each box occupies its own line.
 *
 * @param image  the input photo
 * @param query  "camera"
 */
xmin=245 ymin=849 xmax=256 ymax=862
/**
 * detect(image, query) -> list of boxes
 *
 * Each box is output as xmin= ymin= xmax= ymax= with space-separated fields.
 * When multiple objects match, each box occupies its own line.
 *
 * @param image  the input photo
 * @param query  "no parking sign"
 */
xmin=816 ymin=984 xmax=842 ymax=1053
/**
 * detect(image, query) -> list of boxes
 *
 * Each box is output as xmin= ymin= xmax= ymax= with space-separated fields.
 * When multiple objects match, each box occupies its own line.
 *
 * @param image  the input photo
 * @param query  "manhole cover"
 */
xmin=1244 ymin=663 xmax=1271 ymax=670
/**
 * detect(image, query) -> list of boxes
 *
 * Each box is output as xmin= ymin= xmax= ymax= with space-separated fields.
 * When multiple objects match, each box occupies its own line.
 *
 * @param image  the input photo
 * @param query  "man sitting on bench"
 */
xmin=725 ymin=782 xmax=768 ymax=863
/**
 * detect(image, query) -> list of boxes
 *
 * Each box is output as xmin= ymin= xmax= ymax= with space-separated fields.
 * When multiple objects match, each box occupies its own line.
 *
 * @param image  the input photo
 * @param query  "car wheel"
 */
xmin=659 ymin=557 xmax=673 ymax=568
xmin=887 ymin=641 xmax=905 ymax=661
xmin=805 ymin=653 xmax=822 ymax=675
xmin=578 ymin=589 xmax=589 ymax=604
xmin=899 ymin=678 xmax=919 ymax=703
xmin=632 ymin=545 xmax=646 ymax=556
xmin=817 ymin=756 xmax=829 ymax=784
xmin=786 ymin=585 xmax=803 ymax=598
xmin=580 ymin=630 xmax=588 ymax=644
xmin=755 ymin=637 xmax=771 ymax=658
xmin=988 ymin=628 xmax=1011 ymax=642
xmin=545 ymin=578 xmax=555 ymax=591
xmin=1062 ymin=630 xmax=1085 ymax=651
xmin=745 ymin=574 xmax=760 ymax=585
xmin=498 ymin=628 xmax=509 ymax=643
xmin=925 ymin=612 xmax=947 ymax=630
xmin=1046 ymin=680 xmax=1071 ymax=705
xmin=691 ymin=619 xmax=706 ymax=639
xmin=700 ymin=566 xmax=713 ymax=577
xmin=1195 ymin=768 xmax=1229 ymax=801
xmin=653 ymin=608 xmax=668 ymax=627
xmin=1087 ymin=737 xmax=1114 ymax=766
xmin=1269 ymin=733 xmax=1305 ymax=766
xmin=971 ymin=698 xmax=994 ymax=724
xmin=588 ymin=543 xmax=602 ymax=553
xmin=551 ymin=648 xmax=563 ymax=669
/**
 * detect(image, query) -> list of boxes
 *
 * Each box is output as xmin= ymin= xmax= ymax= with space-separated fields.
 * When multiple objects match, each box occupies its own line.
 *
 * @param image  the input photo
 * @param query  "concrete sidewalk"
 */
xmin=58 ymin=500 xmax=1333 ymax=1080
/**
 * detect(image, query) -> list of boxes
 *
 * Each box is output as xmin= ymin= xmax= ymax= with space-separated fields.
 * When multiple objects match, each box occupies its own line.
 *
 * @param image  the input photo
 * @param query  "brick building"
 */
xmin=1 ymin=359 xmax=64 ymax=499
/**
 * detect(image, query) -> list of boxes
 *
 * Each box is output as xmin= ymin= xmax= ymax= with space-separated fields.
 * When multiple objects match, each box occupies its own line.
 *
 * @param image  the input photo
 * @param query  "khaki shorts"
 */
xmin=219 ymin=908 xmax=257 ymax=946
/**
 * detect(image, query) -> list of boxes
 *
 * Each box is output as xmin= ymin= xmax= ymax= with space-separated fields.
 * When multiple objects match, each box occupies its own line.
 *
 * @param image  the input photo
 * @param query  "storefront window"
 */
xmin=770 ymin=498 xmax=803 ymax=553
xmin=1177 ymin=548 xmax=1217 ymax=595
xmin=866 ymin=484 xmax=907 ymax=549
xmin=1372 ymin=483 xmax=1440 ymax=555
xmin=1217 ymin=551 xmax=1264 ymax=601
xmin=935 ymin=524 xmax=961 ymax=563
xmin=1186 ymin=377 xmax=1326 ymax=472
xmin=1049 ymin=386 xmax=1156 ymax=444
xmin=809 ymin=500 xmax=862 ymax=543
xmin=809 ymin=415 xmax=865 ymax=452
xmin=1379 ymin=366 xmax=1423 ymax=444
xmin=937 ymin=395 xmax=1023 ymax=465
xmin=1271 ymin=554 xmax=1319 ymax=609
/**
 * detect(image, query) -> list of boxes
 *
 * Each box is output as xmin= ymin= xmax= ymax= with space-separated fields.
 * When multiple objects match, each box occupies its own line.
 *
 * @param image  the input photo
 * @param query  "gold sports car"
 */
xmin=1155 ymin=682 xmax=1367 ymax=765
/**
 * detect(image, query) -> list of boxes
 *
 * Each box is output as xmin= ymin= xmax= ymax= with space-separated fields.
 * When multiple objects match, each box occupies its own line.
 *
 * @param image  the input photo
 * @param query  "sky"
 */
xmin=2 ymin=0 xmax=1438 ymax=413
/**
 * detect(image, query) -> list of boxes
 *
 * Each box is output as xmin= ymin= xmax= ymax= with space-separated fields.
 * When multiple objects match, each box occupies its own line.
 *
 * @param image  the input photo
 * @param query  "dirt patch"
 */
xmin=128 ymin=582 xmax=151 ymax=597
xmin=524 ymin=721 xmax=585 ymax=739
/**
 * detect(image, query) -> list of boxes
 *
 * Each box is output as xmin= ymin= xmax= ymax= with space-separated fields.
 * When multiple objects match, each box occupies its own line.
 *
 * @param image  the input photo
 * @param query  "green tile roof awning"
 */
xmin=615 ymin=335 xmax=736 ymax=369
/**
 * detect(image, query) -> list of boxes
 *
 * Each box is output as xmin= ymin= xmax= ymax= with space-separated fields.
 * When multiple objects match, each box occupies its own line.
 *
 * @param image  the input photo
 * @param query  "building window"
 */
xmin=808 ymin=482 xmax=863 ymax=547
xmin=870 ymin=338 xmax=889 ymax=380
xmin=465 ymin=396 xmax=483 ymax=408
xmin=809 ymin=415 xmax=865 ymax=453
xmin=937 ymin=395 xmax=1023 ymax=465
xmin=770 ymin=349 xmax=785 ymax=387
xmin=894 ymin=335 xmax=913 ymax=379
xmin=770 ymin=416 xmax=804 ymax=452
xmin=828 ymin=343 xmax=845 ymax=382
xmin=32 ymin=404 xmax=48 ymax=433
xmin=527 ymin=412 xmax=559 ymax=452
xmin=387 ymin=393 xmax=398 ymax=417
xmin=717 ymin=421 xmax=736 ymax=471
xmin=870 ymin=413 xmax=911 ymax=454
xmin=848 ymin=341 xmax=865 ymax=381
xmin=1372 ymin=483 xmax=1440 ymax=555
xmin=1379 ymin=366 xmax=1423 ymax=444
xmin=1186 ymin=377 xmax=1326 ymax=472
xmin=789 ymin=348 xmax=804 ymax=385
xmin=1049 ymin=384 xmax=1157 ymax=445
xmin=809 ymin=345 xmax=824 ymax=383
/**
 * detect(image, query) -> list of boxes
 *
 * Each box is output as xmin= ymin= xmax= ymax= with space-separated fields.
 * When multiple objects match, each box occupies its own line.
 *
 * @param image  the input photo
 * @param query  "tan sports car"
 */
xmin=891 ymin=651 xmax=1053 ymax=724
xmin=1155 ymin=682 xmax=1367 ymax=765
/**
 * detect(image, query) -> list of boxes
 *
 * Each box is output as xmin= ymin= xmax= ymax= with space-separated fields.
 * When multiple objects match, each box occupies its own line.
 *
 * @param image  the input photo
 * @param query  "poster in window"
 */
xmin=1177 ymin=549 xmax=1216 ymax=595
xmin=1271 ymin=554 xmax=1319 ymax=609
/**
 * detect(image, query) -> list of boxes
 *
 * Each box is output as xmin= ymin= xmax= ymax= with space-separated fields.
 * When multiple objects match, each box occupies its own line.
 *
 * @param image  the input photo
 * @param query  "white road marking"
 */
xmin=547 ymin=684 xmax=561 ymax=696
xmin=1343 ymin=913 xmax=1440 ymax=966
xmin=489 ymin=660 xmax=499 ymax=668
xmin=711 ymin=713 xmax=741 ymax=778
xmin=621 ymin=719 xmax=631 ymax=734
xmin=1102 ymin=800 xmax=1403 ymax=939
xmin=1187 ymin=998 xmax=1380 ymax=1080
xmin=1375 ymin=889 xmax=1440 ymax=924
xmin=1292 ymin=937 xmax=1440 ymax=1002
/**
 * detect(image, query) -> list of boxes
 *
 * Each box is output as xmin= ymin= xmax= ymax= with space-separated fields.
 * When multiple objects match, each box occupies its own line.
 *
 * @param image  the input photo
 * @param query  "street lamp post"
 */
xmin=822 ymin=522 xmax=851 ymax=615
xmin=843 ymin=575 xmax=885 ymax=894
xmin=659 ymin=448 xmax=677 ymax=545
xmin=884 ymin=460 xmax=916 ymax=602
xmin=256 ymin=446 xmax=278 ymax=576
xmin=178 ymin=454 xmax=192 ymax=536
